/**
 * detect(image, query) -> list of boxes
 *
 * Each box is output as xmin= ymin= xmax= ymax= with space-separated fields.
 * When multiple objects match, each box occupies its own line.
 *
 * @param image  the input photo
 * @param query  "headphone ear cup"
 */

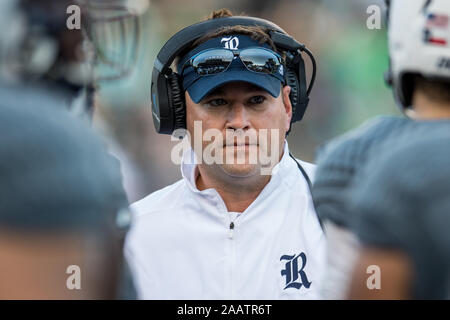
xmin=285 ymin=68 xmax=300 ymax=122
xmin=167 ymin=72 xmax=186 ymax=131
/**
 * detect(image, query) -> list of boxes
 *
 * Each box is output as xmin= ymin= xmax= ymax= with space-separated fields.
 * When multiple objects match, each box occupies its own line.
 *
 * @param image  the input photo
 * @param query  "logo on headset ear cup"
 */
xmin=285 ymin=68 xmax=300 ymax=121
xmin=167 ymin=73 xmax=186 ymax=131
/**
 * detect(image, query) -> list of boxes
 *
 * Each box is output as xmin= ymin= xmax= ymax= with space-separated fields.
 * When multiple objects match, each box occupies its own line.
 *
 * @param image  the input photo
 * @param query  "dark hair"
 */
xmin=414 ymin=75 xmax=450 ymax=104
xmin=175 ymin=9 xmax=280 ymax=71
xmin=191 ymin=9 xmax=277 ymax=52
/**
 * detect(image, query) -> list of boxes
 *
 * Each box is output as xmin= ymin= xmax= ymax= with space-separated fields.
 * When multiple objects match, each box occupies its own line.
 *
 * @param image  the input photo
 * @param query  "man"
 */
xmin=312 ymin=115 xmax=410 ymax=299
xmin=0 ymin=94 xmax=131 ymax=299
xmin=125 ymin=9 xmax=326 ymax=299
xmin=312 ymin=0 xmax=450 ymax=299
xmin=348 ymin=127 xmax=450 ymax=299
xmin=0 ymin=0 xmax=147 ymax=299
xmin=0 ymin=0 xmax=146 ymax=120
xmin=0 ymin=0 xmax=93 ymax=119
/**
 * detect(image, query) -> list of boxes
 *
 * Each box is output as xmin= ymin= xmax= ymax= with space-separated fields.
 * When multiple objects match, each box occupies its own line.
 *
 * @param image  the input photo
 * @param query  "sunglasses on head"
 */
xmin=181 ymin=47 xmax=284 ymax=76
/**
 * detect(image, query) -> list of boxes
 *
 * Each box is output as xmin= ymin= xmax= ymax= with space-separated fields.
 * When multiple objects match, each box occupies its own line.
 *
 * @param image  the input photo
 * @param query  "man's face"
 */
xmin=185 ymin=81 xmax=292 ymax=179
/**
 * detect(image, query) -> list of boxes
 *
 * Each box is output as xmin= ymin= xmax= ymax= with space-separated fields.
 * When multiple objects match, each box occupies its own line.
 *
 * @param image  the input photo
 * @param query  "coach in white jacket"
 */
xmin=125 ymin=10 xmax=326 ymax=300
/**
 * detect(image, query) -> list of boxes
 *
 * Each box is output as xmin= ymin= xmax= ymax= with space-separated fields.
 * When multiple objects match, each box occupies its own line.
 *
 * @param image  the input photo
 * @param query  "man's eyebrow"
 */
xmin=202 ymin=89 xmax=225 ymax=100
xmin=246 ymin=84 xmax=267 ymax=92
xmin=200 ymin=85 xmax=269 ymax=102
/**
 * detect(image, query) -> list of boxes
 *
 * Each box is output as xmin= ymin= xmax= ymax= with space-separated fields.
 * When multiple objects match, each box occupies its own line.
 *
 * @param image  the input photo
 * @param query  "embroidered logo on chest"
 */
xmin=280 ymin=252 xmax=311 ymax=290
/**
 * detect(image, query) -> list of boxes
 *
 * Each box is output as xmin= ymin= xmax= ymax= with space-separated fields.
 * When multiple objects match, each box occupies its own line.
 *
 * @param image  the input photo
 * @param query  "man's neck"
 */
xmin=196 ymin=169 xmax=271 ymax=213
xmin=412 ymin=90 xmax=450 ymax=119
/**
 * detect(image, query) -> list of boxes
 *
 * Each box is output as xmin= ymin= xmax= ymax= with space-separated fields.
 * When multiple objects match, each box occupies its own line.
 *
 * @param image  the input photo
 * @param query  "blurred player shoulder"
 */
xmin=312 ymin=115 xmax=410 ymax=226
xmin=350 ymin=127 xmax=450 ymax=299
xmin=316 ymin=115 xmax=410 ymax=165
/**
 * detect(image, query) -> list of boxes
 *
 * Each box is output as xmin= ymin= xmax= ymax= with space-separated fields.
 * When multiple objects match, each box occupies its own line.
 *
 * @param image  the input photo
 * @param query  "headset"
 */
xmin=151 ymin=16 xmax=322 ymax=228
xmin=150 ymin=16 xmax=317 ymax=135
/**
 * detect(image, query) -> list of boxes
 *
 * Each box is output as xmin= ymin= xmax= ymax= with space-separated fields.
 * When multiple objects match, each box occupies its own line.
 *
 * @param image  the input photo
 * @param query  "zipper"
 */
xmin=228 ymin=213 xmax=241 ymax=299
xmin=228 ymin=221 xmax=235 ymax=239
xmin=229 ymin=220 xmax=236 ymax=298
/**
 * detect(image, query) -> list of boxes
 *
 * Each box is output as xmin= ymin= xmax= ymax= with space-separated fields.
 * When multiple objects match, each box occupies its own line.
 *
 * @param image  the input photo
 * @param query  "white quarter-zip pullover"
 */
xmin=125 ymin=142 xmax=326 ymax=299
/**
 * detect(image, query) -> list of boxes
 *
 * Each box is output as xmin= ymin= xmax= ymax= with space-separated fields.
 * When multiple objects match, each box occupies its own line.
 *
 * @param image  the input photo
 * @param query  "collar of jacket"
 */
xmin=180 ymin=140 xmax=303 ymax=212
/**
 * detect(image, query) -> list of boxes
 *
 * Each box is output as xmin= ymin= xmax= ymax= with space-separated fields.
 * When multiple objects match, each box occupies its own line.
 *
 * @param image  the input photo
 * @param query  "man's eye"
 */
xmin=248 ymin=95 xmax=266 ymax=104
xmin=207 ymin=98 xmax=227 ymax=107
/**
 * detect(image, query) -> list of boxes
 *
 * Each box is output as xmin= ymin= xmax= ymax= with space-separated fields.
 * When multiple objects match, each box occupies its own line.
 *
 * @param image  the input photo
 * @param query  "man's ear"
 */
xmin=282 ymin=85 xmax=293 ymax=131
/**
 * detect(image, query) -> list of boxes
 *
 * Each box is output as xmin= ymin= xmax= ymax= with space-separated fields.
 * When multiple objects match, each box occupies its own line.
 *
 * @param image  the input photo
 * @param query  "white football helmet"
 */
xmin=387 ymin=0 xmax=450 ymax=108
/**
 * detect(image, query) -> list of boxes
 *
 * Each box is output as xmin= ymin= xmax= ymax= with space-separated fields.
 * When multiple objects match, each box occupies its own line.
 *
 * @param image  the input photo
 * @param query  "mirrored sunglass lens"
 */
xmin=192 ymin=50 xmax=234 ymax=75
xmin=240 ymin=49 xmax=280 ymax=74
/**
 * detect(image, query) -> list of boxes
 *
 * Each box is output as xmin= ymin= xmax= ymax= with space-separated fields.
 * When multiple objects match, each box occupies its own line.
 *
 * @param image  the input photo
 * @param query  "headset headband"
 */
xmin=151 ymin=16 xmax=316 ymax=134
xmin=154 ymin=16 xmax=303 ymax=74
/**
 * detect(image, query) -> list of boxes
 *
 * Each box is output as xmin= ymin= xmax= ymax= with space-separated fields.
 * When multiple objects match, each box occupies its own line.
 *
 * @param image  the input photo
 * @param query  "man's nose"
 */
xmin=225 ymin=103 xmax=250 ymax=131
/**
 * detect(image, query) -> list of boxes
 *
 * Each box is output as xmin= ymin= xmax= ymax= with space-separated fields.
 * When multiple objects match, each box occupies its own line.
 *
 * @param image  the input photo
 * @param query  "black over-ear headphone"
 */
xmin=150 ymin=16 xmax=317 ymax=135
xmin=384 ymin=0 xmax=394 ymax=87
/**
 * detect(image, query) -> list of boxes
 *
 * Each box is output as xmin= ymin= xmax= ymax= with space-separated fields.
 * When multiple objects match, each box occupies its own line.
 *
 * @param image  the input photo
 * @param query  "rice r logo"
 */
xmin=221 ymin=36 xmax=240 ymax=50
